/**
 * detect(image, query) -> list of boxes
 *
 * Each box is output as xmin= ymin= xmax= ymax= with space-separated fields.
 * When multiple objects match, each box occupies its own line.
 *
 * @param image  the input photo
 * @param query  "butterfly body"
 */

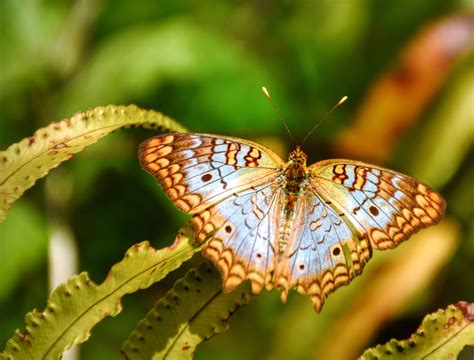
xmin=140 ymin=133 xmax=445 ymax=312
xmin=279 ymin=147 xmax=319 ymax=261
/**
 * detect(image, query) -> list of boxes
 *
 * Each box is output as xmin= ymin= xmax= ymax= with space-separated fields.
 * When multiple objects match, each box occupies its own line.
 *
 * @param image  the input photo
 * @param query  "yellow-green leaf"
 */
xmin=0 ymin=104 xmax=186 ymax=223
xmin=360 ymin=302 xmax=474 ymax=359
xmin=122 ymin=262 xmax=252 ymax=360
xmin=1 ymin=226 xmax=202 ymax=360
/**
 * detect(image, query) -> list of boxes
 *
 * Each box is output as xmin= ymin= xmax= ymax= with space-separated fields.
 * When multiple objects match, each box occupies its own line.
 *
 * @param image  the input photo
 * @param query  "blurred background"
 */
xmin=0 ymin=1 xmax=473 ymax=359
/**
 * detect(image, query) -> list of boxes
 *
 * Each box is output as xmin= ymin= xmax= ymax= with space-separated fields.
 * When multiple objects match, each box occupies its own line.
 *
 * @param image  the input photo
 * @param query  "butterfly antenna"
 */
xmin=262 ymin=86 xmax=297 ymax=145
xmin=301 ymin=96 xmax=348 ymax=146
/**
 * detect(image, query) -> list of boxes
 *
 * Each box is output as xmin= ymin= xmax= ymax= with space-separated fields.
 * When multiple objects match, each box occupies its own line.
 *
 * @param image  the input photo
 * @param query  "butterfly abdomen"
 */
xmin=278 ymin=201 xmax=296 ymax=257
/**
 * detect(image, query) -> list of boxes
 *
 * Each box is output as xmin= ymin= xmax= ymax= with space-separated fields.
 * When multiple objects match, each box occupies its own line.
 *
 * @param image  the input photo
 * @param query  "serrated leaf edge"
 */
xmin=122 ymin=262 xmax=252 ymax=359
xmin=0 ymin=104 xmax=187 ymax=223
xmin=2 ymin=230 xmax=202 ymax=359
xmin=359 ymin=301 xmax=474 ymax=359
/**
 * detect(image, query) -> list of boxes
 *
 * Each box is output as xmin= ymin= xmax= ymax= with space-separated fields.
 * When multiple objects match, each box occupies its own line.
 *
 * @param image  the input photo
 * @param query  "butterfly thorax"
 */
xmin=283 ymin=146 xmax=308 ymax=196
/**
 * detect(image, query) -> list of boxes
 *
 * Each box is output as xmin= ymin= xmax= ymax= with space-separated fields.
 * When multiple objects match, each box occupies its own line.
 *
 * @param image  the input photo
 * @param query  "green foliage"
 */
xmin=2 ymin=232 xmax=202 ymax=360
xmin=122 ymin=263 xmax=252 ymax=359
xmin=360 ymin=302 xmax=474 ymax=359
xmin=56 ymin=19 xmax=275 ymax=126
xmin=0 ymin=104 xmax=186 ymax=223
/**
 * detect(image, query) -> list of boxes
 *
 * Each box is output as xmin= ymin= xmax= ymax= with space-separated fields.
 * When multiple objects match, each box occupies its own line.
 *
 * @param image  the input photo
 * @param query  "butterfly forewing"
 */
xmin=140 ymin=133 xmax=286 ymax=295
xmin=308 ymin=160 xmax=446 ymax=250
xmin=139 ymin=133 xmax=283 ymax=214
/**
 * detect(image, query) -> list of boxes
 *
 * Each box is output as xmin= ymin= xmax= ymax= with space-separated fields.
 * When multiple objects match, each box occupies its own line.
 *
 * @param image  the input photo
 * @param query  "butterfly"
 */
xmin=139 ymin=133 xmax=446 ymax=312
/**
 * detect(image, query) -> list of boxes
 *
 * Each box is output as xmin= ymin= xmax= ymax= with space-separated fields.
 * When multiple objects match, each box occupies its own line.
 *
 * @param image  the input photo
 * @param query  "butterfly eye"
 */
xmin=369 ymin=205 xmax=379 ymax=216
xmin=332 ymin=247 xmax=341 ymax=256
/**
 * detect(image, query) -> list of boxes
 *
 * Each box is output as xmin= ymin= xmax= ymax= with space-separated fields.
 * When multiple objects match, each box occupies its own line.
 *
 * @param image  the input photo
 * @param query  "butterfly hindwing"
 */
xmin=309 ymin=160 xmax=446 ymax=250
xmin=275 ymin=186 xmax=372 ymax=312
xmin=192 ymin=181 xmax=283 ymax=294
xmin=139 ymin=133 xmax=283 ymax=214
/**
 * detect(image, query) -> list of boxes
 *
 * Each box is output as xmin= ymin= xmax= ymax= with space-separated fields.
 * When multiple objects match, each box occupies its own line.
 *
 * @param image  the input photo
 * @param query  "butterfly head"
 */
xmin=288 ymin=145 xmax=307 ymax=165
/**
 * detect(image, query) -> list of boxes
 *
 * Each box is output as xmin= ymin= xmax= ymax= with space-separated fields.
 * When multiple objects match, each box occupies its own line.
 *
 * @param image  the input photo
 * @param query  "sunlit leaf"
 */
xmin=1 ymin=225 xmax=202 ymax=360
xmin=122 ymin=262 xmax=252 ymax=359
xmin=0 ymin=104 xmax=186 ymax=223
xmin=360 ymin=302 xmax=474 ymax=359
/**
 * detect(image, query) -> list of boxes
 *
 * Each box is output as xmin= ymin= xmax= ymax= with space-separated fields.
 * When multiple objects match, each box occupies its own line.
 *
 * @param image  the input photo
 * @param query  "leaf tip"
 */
xmin=455 ymin=301 xmax=474 ymax=322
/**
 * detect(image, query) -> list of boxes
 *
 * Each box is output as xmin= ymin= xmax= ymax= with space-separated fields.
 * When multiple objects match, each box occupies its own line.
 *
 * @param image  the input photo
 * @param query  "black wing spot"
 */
xmin=332 ymin=247 xmax=341 ymax=256
xmin=369 ymin=205 xmax=379 ymax=216
xmin=299 ymin=264 xmax=305 ymax=271
xmin=201 ymin=173 xmax=212 ymax=182
xmin=225 ymin=225 xmax=232 ymax=233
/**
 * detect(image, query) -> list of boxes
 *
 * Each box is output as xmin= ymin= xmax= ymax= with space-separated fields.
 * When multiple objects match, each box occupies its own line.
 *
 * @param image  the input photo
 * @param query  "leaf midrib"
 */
xmin=163 ymin=288 xmax=223 ymax=359
xmin=42 ymin=244 xmax=196 ymax=359
xmin=421 ymin=321 xmax=472 ymax=359
xmin=1 ymin=123 xmax=122 ymax=186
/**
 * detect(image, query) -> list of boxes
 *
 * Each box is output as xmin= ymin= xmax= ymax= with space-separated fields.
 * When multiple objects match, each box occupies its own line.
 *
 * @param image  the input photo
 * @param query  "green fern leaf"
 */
xmin=360 ymin=302 xmax=474 ymax=359
xmin=122 ymin=262 xmax=252 ymax=359
xmin=0 ymin=104 xmax=186 ymax=223
xmin=1 ymin=226 xmax=201 ymax=360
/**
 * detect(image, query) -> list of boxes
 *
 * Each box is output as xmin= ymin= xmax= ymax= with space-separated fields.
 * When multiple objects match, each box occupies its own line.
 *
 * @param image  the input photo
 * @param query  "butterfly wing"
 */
xmin=140 ymin=133 xmax=286 ymax=293
xmin=277 ymin=160 xmax=445 ymax=312
xmin=275 ymin=186 xmax=371 ymax=312
xmin=192 ymin=181 xmax=283 ymax=294
xmin=139 ymin=133 xmax=284 ymax=215
xmin=308 ymin=160 xmax=446 ymax=250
